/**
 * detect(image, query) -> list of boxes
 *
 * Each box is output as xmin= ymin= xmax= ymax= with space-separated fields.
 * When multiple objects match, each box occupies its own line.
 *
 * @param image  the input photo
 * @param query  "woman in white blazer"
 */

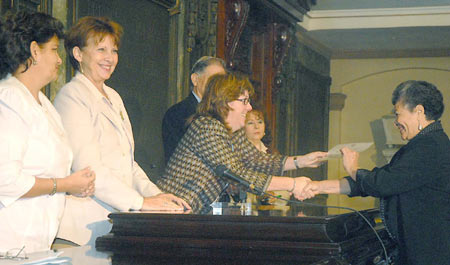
xmin=54 ymin=16 xmax=190 ymax=246
xmin=0 ymin=11 xmax=95 ymax=253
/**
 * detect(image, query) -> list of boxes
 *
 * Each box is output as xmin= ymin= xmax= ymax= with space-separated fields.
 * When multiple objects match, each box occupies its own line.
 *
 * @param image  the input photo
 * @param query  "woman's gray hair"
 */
xmin=392 ymin=80 xmax=444 ymax=121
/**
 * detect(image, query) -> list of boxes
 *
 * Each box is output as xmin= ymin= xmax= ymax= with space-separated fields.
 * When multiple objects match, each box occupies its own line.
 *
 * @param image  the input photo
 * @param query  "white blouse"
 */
xmin=0 ymin=76 xmax=72 ymax=253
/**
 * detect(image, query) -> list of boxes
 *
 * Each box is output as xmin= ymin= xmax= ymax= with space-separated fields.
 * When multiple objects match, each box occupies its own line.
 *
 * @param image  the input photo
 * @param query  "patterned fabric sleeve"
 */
xmin=158 ymin=116 xmax=276 ymax=214
xmin=192 ymin=117 xmax=273 ymax=190
xmin=232 ymin=129 xmax=286 ymax=176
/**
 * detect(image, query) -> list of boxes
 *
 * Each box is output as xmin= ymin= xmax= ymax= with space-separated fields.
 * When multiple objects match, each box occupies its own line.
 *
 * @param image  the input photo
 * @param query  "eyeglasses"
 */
xmin=236 ymin=97 xmax=250 ymax=105
xmin=0 ymin=246 xmax=28 ymax=261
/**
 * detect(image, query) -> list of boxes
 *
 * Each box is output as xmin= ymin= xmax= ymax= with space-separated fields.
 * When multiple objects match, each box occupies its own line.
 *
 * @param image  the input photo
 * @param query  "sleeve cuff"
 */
xmin=344 ymin=176 xmax=360 ymax=197
xmin=262 ymin=175 xmax=273 ymax=192
xmin=280 ymin=156 xmax=288 ymax=174
xmin=345 ymin=169 xmax=372 ymax=198
xmin=0 ymin=174 xmax=35 ymax=207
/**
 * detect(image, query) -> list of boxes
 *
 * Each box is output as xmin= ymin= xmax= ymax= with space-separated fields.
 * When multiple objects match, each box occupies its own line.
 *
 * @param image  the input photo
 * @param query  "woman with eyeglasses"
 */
xmin=157 ymin=72 xmax=327 ymax=214
xmin=0 ymin=11 xmax=95 ymax=253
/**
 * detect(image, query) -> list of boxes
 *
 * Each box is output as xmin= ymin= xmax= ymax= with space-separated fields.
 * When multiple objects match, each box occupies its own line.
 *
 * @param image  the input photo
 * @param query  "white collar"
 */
xmin=192 ymin=90 xmax=201 ymax=103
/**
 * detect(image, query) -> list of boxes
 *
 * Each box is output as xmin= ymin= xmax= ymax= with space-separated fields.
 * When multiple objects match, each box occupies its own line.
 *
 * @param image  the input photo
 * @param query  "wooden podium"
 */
xmin=96 ymin=208 xmax=396 ymax=264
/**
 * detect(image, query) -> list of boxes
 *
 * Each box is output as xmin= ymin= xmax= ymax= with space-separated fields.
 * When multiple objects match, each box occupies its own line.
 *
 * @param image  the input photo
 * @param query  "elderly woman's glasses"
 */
xmin=0 ymin=246 xmax=28 ymax=261
xmin=236 ymin=97 xmax=250 ymax=105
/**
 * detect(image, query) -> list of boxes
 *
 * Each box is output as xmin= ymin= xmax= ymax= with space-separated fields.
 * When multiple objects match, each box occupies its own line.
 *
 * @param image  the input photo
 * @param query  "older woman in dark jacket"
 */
xmin=305 ymin=80 xmax=450 ymax=265
xmin=157 ymin=73 xmax=327 ymax=214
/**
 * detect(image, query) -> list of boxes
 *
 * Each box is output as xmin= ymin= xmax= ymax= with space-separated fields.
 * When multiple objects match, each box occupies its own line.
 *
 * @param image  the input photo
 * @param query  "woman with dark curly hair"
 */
xmin=304 ymin=80 xmax=450 ymax=265
xmin=0 ymin=11 xmax=95 ymax=253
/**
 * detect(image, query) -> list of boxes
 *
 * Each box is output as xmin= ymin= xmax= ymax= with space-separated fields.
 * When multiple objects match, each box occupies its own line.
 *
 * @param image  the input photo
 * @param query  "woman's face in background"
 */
xmin=77 ymin=34 xmax=118 ymax=86
xmin=245 ymin=112 xmax=265 ymax=142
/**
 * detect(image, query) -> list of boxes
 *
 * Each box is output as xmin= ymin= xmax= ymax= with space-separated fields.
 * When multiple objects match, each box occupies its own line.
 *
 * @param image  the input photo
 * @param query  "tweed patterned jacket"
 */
xmin=157 ymin=115 xmax=287 ymax=214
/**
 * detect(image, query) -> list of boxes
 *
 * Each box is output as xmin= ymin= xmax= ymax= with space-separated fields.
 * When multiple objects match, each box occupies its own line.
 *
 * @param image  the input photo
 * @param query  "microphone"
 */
xmin=214 ymin=165 xmax=262 ymax=195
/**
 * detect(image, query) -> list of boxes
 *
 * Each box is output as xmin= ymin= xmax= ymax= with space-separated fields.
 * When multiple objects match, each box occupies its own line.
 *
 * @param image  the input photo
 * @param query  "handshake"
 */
xmin=288 ymin=177 xmax=322 ymax=201
xmin=287 ymin=147 xmax=359 ymax=200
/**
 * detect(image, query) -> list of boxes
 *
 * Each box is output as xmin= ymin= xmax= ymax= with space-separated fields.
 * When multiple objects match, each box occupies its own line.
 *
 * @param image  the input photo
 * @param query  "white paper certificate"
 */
xmin=325 ymin=142 xmax=373 ymax=159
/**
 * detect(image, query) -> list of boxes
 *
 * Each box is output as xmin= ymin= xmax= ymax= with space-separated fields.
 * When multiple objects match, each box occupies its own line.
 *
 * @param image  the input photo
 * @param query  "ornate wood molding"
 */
xmin=186 ymin=0 xmax=219 ymax=57
xmin=167 ymin=0 xmax=180 ymax=15
xmin=272 ymin=23 xmax=293 ymax=98
xmin=221 ymin=0 xmax=249 ymax=68
xmin=1 ymin=0 xmax=44 ymax=14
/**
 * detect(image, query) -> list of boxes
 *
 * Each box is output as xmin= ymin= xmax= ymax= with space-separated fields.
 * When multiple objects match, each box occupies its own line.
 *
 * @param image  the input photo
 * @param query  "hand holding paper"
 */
xmin=323 ymin=142 xmax=373 ymax=160
xmin=340 ymin=147 xmax=360 ymax=179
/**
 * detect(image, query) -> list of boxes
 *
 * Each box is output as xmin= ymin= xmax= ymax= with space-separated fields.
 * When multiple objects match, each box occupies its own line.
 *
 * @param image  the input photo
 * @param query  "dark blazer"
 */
xmin=162 ymin=92 xmax=198 ymax=163
xmin=346 ymin=121 xmax=450 ymax=265
xmin=158 ymin=115 xmax=287 ymax=214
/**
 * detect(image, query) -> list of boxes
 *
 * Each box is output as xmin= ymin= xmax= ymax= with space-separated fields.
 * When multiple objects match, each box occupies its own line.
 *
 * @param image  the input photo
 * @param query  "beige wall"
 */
xmin=327 ymin=57 xmax=450 ymax=213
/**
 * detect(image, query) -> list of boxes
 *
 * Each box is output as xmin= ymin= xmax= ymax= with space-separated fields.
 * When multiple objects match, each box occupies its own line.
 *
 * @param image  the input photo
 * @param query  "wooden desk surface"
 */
xmin=96 ymin=208 xmax=395 ymax=265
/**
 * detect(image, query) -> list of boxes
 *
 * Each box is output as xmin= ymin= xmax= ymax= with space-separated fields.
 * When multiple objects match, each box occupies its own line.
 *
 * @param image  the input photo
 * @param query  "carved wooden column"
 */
xmin=0 ymin=0 xmax=44 ymax=13
xmin=167 ymin=0 xmax=186 ymax=106
xmin=216 ymin=0 xmax=249 ymax=68
xmin=248 ymin=23 xmax=292 ymax=151
xmin=167 ymin=0 xmax=220 ymax=107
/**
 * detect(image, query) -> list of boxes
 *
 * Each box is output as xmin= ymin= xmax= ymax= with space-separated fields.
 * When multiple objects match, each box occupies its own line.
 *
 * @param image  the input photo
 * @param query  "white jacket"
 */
xmin=0 ymin=76 xmax=72 ymax=253
xmin=54 ymin=72 xmax=161 ymax=246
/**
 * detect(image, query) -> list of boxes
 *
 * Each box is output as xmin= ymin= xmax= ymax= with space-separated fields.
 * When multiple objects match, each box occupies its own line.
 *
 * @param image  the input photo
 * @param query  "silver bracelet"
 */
xmin=293 ymin=156 xmax=300 ymax=169
xmin=49 ymin=178 xmax=57 ymax=196
xmin=288 ymin=178 xmax=296 ymax=192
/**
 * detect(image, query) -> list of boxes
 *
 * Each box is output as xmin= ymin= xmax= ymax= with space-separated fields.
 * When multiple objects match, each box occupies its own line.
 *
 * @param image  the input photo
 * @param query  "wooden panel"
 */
xmin=104 ymin=209 xmax=379 ymax=242
xmin=75 ymin=0 xmax=170 ymax=179
xmin=0 ymin=0 xmax=41 ymax=13
xmin=96 ymin=209 xmax=396 ymax=265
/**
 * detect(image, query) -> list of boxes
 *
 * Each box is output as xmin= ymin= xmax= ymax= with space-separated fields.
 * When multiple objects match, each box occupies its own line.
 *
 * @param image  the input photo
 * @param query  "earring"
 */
xmin=417 ymin=110 xmax=422 ymax=130
xmin=32 ymin=59 xmax=37 ymax=65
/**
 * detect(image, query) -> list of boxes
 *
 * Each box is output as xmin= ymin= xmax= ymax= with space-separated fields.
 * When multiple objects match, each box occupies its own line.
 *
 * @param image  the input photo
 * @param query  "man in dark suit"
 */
xmin=162 ymin=56 xmax=226 ymax=163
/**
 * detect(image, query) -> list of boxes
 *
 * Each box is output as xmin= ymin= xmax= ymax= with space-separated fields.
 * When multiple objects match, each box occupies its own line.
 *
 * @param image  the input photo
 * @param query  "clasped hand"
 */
xmin=290 ymin=177 xmax=319 ymax=201
xmin=67 ymin=167 xmax=96 ymax=197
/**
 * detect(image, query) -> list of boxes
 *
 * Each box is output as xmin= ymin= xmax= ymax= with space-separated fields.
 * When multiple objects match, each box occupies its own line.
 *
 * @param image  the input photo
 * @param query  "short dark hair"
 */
xmin=65 ymin=16 xmax=123 ymax=71
xmin=392 ymin=80 xmax=444 ymax=121
xmin=0 ymin=10 xmax=64 ymax=79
